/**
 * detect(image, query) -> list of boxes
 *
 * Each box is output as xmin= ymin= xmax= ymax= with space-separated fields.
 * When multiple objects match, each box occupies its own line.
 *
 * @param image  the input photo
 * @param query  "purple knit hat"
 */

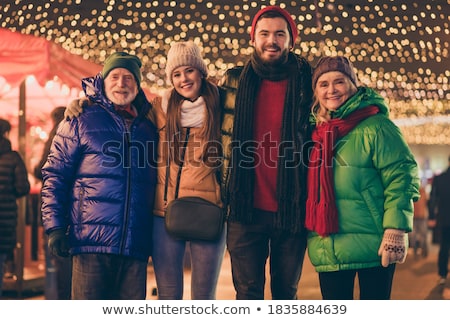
xmin=312 ymin=56 xmax=358 ymax=89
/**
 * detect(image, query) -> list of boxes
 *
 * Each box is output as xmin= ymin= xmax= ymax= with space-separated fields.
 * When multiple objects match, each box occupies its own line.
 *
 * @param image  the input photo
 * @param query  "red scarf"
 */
xmin=305 ymin=106 xmax=379 ymax=236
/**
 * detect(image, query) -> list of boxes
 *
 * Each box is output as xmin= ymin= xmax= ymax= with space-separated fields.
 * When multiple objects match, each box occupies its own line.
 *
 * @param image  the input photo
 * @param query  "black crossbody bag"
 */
xmin=164 ymin=127 xmax=225 ymax=241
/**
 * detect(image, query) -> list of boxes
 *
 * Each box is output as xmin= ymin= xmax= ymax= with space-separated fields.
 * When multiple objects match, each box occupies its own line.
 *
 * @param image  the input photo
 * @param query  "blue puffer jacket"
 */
xmin=41 ymin=74 xmax=158 ymax=261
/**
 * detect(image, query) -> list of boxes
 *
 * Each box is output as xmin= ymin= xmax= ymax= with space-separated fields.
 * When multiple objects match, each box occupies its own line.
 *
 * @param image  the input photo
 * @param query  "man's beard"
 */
xmin=257 ymin=46 xmax=290 ymax=66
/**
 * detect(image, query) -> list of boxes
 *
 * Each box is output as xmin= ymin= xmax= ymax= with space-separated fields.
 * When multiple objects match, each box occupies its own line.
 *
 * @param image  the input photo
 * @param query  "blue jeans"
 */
xmin=71 ymin=254 xmax=148 ymax=299
xmin=44 ymin=232 xmax=73 ymax=299
xmin=226 ymin=209 xmax=307 ymax=300
xmin=152 ymin=216 xmax=226 ymax=299
xmin=0 ymin=253 xmax=6 ymax=297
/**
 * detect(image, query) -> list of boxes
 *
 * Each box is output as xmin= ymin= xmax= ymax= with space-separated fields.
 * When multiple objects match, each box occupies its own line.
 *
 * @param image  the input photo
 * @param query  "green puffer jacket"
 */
xmin=307 ymin=87 xmax=420 ymax=272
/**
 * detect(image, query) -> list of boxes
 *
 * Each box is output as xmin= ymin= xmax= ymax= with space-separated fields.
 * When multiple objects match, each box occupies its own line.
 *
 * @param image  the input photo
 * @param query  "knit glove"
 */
xmin=64 ymin=97 xmax=89 ymax=119
xmin=48 ymin=229 xmax=70 ymax=257
xmin=378 ymin=228 xmax=408 ymax=267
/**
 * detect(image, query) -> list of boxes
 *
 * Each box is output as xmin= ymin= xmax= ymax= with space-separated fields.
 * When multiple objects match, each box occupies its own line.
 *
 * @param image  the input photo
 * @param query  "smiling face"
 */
xmin=171 ymin=65 xmax=203 ymax=101
xmin=252 ymin=17 xmax=291 ymax=64
xmin=315 ymin=71 xmax=358 ymax=114
xmin=104 ymin=68 xmax=139 ymax=107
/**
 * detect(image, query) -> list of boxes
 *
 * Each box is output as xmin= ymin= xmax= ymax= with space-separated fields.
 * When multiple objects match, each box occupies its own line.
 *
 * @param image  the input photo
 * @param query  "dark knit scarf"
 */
xmin=305 ymin=105 xmax=379 ymax=236
xmin=229 ymin=51 xmax=310 ymax=233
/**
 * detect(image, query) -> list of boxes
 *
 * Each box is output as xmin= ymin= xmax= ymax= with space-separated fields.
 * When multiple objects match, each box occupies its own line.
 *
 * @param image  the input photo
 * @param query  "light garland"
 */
xmin=0 ymin=0 xmax=449 ymax=144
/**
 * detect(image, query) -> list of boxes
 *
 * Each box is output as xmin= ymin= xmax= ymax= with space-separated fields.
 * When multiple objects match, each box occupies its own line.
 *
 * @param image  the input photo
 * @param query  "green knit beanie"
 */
xmin=102 ymin=52 xmax=142 ymax=86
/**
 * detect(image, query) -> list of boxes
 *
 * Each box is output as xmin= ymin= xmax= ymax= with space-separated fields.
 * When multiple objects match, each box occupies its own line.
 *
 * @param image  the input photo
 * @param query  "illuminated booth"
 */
xmin=0 ymin=28 xmax=102 ymax=297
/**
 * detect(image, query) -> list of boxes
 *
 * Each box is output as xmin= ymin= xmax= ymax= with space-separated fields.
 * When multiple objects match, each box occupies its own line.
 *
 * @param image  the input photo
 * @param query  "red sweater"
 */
xmin=253 ymin=79 xmax=288 ymax=212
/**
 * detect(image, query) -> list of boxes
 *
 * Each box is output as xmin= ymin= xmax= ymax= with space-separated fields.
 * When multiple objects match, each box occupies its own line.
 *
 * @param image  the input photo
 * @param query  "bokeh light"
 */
xmin=0 ymin=0 xmax=449 ymax=144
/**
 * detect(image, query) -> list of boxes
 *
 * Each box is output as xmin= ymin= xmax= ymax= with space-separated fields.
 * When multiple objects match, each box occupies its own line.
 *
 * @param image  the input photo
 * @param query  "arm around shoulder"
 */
xmin=64 ymin=96 xmax=91 ymax=119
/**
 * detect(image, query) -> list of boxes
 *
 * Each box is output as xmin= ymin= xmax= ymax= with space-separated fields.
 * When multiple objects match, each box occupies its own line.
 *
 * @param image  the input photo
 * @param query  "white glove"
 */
xmin=64 ymin=97 xmax=89 ymax=119
xmin=378 ymin=228 xmax=408 ymax=267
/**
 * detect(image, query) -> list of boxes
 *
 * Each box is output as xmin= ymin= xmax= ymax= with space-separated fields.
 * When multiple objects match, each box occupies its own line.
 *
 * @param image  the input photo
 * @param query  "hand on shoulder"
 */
xmin=64 ymin=97 xmax=90 ymax=119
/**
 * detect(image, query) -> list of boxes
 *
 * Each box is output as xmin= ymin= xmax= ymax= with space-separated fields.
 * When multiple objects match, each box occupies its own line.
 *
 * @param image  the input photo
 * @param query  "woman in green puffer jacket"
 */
xmin=306 ymin=56 xmax=420 ymax=300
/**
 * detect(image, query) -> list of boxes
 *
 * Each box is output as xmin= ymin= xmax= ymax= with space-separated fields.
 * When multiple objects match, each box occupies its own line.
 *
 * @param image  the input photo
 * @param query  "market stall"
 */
xmin=0 ymin=27 xmax=102 ymax=297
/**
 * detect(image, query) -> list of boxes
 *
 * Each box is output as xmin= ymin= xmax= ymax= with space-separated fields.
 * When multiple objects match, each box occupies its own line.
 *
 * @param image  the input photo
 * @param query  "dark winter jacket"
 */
xmin=217 ymin=55 xmax=313 ymax=233
xmin=41 ymin=74 xmax=158 ymax=261
xmin=0 ymin=138 xmax=30 ymax=253
xmin=429 ymin=166 xmax=450 ymax=227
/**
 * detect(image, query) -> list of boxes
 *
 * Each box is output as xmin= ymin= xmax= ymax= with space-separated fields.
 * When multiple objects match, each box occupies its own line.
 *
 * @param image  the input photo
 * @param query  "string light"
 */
xmin=0 ymin=0 xmax=449 ymax=144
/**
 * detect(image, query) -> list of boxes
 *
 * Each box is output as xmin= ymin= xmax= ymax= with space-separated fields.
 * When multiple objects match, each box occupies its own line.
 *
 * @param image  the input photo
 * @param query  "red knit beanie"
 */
xmin=250 ymin=6 xmax=298 ymax=48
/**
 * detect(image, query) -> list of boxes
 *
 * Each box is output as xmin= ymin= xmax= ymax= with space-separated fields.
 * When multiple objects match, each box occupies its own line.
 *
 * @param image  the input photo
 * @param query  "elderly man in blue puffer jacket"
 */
xmin=41 ymin=52 xmax=158 ymax=300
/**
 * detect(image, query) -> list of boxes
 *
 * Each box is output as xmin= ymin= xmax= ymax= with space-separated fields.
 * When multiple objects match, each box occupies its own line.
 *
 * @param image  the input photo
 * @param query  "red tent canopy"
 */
xmin=0 ymin=29 xmax=103 ymax=161
xmin=0 ymin=28 xmax=102 ymax=89
xmin=0 ymin=28 xmax=158 ymax=161
xmin=0 ymin=27 xmax=158 ymax=108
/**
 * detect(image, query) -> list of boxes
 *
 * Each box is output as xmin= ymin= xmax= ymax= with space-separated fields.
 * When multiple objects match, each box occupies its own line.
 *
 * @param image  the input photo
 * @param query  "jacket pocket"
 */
xmin=361 ymin=188 xmax=384 ymax=235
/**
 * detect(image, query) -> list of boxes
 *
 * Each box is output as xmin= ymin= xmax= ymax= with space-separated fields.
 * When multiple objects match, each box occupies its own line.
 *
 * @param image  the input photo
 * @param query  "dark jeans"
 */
xmin=0 ymin=253 xmax=6 ymax=297
xmin=318 ymin=264 xmax=396 ymax=300
xmin=72 ymin=253 xmax=148 ymax=300
xmin=438 ymin=226 xmax=450 ymax=278
xmin=54 ymin=255 xmax=73 ymax=299
xmin=226 ymin=209 xmax=307 ymax=300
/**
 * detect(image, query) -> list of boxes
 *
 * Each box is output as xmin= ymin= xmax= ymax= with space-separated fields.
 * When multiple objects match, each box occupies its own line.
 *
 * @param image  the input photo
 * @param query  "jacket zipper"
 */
xmin=78 ymin=187 xmax=85 ymax=227
xmin=120 ymin=120 xmax=133 ymax=254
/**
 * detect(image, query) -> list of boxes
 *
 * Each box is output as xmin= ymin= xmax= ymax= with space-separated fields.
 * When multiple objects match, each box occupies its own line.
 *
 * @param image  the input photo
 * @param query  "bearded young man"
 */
xmin=219 ymin=6 xmax=313 ymax=299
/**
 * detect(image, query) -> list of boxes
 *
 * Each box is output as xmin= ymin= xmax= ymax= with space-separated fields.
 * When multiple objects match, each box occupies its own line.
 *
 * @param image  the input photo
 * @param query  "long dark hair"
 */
xmin=165 ymin=78 xmax=222 ymax=166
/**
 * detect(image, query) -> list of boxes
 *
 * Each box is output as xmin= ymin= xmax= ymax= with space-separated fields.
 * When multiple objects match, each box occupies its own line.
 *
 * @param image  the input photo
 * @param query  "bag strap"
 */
xmin=164 ymin=127 xmax=191 ymax=204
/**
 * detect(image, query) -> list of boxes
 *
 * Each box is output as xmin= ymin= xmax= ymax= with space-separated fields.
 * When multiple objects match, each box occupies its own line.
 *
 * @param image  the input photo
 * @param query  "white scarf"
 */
xmin=161 ymin=89 xmax=205 ymax=128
